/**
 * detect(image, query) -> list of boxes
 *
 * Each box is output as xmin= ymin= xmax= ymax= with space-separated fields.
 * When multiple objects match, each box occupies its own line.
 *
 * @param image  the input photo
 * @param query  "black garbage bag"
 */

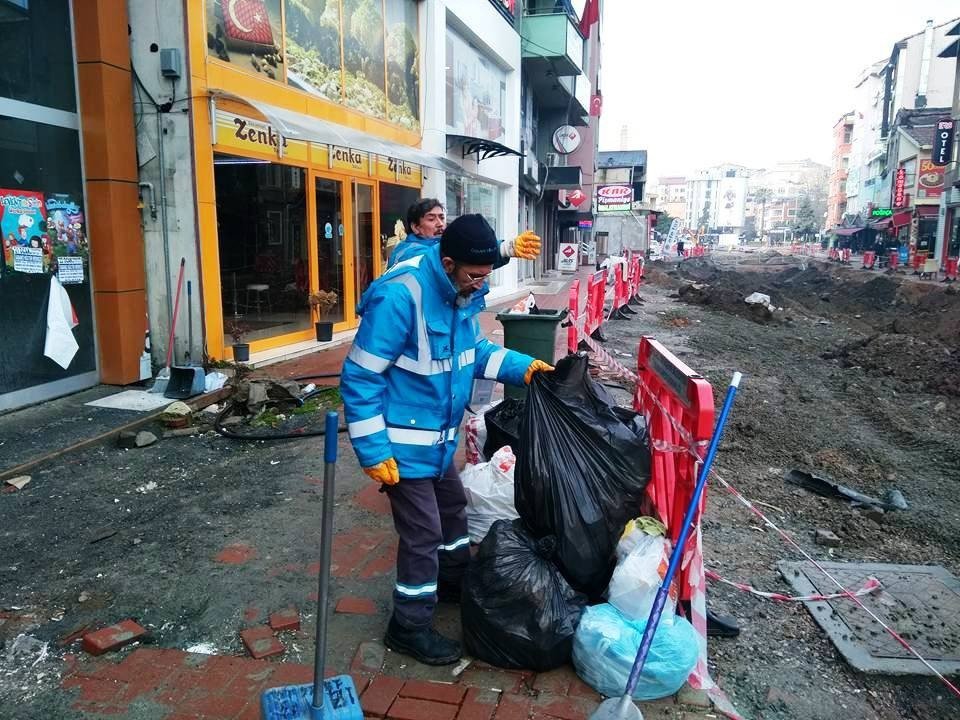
xmin=515 ymin=353 xmax=650 ymax=597
xmin=483 ymin=397 xmax=525 ymax=460
xmin=462 ymin=519 xmax=588 ymax=671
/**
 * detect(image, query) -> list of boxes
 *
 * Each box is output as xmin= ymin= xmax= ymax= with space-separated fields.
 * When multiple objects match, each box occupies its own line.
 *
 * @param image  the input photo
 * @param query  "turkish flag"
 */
xmin=590 ymin=94 xmax=603 ymax=117
xmin=579 ymin=0 xmax=600 ymax=37
xmin=222 ymin=0 xmax=275 ymax=50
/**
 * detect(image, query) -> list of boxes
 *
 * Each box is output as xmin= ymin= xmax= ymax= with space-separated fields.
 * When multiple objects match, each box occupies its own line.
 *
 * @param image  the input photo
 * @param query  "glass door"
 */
xmin=314 ymin=176 xmax=347 ymax=325
xmin=353 ymin=181 xmax=378 ymax=298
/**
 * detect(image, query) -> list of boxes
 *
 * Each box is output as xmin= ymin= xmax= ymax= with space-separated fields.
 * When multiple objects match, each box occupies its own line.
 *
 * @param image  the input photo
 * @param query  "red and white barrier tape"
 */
xmin=706 ymin=570 xmax=881 ymax=603
xmin=579 ymin=333 xmax=639 ymax=385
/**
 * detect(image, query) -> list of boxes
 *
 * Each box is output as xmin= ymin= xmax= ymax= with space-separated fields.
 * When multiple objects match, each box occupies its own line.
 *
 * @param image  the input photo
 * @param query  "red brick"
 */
xmin=240 ymin=626 xmax=285 ymax=660
xmin=267 ymin=662 xmax=314 ymax=687
xmin=269 ymin=608 xmax=301 ymax=632
xmin=388 ymin=696 xmax=458 ymax=720
xmin=565 ymin=676 xmax=600 ymax=701
xmin=399 ymin=679 xmax=466 ymax=705
xmin=178 ymin=691 xmax=250 ymax=719
xmin=531 ymin=668 xmax=575 ymax=696
xmin=331 ymin=528 xmax=392 ymax=578
xmin=355 ymin=482 xmax=391 ymax=515
xmin=461 ymin=665 xmax=530 ymax=694
xmin=350 ymin=641 xmax=385 ymax=675
xmin=532 ymin=695 xmax=599 ymax=720
xmin=71 ymin=677 xmax=125 ymax=704
xmin=336 ymin=596 xmax=378 ymax=615
xmin=215 ymin=543 xmax=257 ymax=564
xmin=493 ymin=693 xmax=533 ymax=720
xmin=227 ymin=664 xmax=276 ymax=696
xmin=357 ymin=539 xmax=399 ymax=579
xmin=362 ymin=674 xmax=405 ymax=717
xmin=82 ymin=620 xmax=147 ymax=656
xmin=458 ymin=687 xmax=500 ymax=720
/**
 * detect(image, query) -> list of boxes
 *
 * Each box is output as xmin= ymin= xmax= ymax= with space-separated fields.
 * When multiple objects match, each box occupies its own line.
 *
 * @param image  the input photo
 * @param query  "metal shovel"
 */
xmin=590 ymin=372 xmax=742 ymax=720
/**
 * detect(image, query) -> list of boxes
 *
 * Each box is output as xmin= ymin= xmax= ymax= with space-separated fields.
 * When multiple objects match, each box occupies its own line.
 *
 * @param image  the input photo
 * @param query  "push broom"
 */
xmin=590 ymin=372 xmax=742 ymax=720
xmin=261 ymin=411 xmax=363 ymax=720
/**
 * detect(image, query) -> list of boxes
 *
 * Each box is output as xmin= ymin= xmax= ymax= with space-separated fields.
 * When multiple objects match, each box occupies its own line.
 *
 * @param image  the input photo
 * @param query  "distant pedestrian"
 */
xmin=677 ymin=239 xmax=685 ymax=257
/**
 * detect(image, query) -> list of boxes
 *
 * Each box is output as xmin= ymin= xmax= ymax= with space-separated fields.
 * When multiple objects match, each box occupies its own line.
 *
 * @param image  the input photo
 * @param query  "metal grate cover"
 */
xmin=778 ymin=561 xmax=960 ymax=675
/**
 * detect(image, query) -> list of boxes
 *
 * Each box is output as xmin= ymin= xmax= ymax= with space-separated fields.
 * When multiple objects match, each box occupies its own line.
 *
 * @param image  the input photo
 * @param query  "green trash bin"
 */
xmin=495 ymin=308 xmax=567 ymax=399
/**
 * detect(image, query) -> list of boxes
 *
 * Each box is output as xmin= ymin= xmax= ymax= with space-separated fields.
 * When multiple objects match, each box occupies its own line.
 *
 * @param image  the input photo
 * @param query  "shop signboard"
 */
xmin=934 ymin=119 xmax=955 ymax=166
xmin=870 ymin=207 xmax=893 ymax=218
xmin=893 ymin=167 xmax=906 ymax=208
xmin=215 ymin=110 xmax=308 ymax=161
xmin=205 ymin=0 xmax=421 ymax=129
xmin=596 ymin=184 xmax=633 ymax=213
xmin=917 ymin=160 xmax=945 ymax=200
xmin=373 ymin=156 xmax=422 ymax=186
xmin=552 ymin=125 xmax=581 ymax=154
xmin=558 ymin=242 xmax=578 ymax=272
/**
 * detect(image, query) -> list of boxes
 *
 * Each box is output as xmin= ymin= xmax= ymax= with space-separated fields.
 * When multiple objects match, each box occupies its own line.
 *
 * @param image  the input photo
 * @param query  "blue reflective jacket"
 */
xmin=341 ymin=247 xmax=533 ymax=479
xmin=388 ymin=234 xmax=510 ymax=270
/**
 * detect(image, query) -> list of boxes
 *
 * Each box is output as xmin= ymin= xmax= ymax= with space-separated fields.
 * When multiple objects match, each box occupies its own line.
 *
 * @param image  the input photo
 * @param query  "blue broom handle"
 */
xmin=624 ymin=372 xmax=742 ymax=696
xmin=312 ymin=411 xmax=340 ymax=710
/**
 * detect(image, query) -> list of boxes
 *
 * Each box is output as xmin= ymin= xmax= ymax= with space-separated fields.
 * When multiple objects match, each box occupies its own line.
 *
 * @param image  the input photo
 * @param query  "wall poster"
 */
xmin=445 ymin=28 xmax=506 ymax=142
xmin=1 ymin=190 xmax=88 ymax=276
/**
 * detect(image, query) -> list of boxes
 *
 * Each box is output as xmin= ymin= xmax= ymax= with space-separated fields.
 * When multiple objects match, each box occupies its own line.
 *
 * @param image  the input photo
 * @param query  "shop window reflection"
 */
xmin=214 ymin=155 xmax=310 ymax=344
xmin=315 ymin=178 xmax=345 ymax=324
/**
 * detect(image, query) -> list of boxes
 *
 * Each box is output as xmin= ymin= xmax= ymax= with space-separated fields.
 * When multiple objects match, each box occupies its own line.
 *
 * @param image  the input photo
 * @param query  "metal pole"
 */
xmin=157 ymin=110 xmax=174 ymax=337
xmin=312 ymin=411 xmax=339 ymax=710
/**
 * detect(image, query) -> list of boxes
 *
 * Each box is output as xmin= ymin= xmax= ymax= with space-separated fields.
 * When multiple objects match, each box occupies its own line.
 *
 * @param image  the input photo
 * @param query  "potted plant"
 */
xmin=309 ymin=290 xmax=338 ymax=342
xmin=227 ymin=318 xmax=251 ymax=362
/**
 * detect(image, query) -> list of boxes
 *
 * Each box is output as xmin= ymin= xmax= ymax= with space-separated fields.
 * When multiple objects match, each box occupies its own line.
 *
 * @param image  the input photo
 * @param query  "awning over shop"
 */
xmin=446 ymin=134 xmax=523 ymax=162
xmin=917 ymin=205 xmax=940 ymax=217
xmin=211 ymin=90 xmax=464 ymax=175
xmin=892 ymin=210 xmax=913 ymax=227
xmin=869 ymin=218 xmax=892 ymax=230
xmin=833 ymin=227 xmax=865 ymax=236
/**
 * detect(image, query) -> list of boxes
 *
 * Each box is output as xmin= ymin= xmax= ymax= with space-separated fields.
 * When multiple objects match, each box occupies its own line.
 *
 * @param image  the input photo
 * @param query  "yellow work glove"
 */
xmin=503 ymin=230 xmax=542 ymax=260
xmin=363 ymin=457 xmax=399 ymax=485
xmin=524 ymin=359 xmax=555 ymax=385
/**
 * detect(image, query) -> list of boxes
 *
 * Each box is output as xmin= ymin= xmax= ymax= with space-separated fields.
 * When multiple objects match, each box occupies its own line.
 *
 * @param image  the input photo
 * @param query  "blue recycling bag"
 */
xmin=572 ymin=603 xmax=699 ymax=701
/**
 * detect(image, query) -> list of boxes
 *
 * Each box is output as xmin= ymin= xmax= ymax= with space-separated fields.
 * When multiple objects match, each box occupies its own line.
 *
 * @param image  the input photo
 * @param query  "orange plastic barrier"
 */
xmin=584 ymin=269 xmax=606 ymax=340
xmin=862 ymin=251 xmax=876 ymax=269
xmin=567 ymin=278 xmax=580 ymax=355
xmin=945 ymin=257 xmax=959 ymax=281
xmin=888 ymin=251 xmax=900 ymax=271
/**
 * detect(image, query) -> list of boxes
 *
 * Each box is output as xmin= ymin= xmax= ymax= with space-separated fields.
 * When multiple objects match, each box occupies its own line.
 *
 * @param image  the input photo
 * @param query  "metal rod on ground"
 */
xmin=150 ymin=257 xmax=186 ymax=394
xmin=590 ymin=372 xmax=742 ymax=720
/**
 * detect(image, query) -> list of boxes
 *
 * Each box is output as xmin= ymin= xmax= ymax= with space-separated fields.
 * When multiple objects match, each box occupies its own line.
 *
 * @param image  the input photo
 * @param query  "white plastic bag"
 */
xmin=462 ymin=446 xmax=519 ymax=544
xmin=607 ymin=518 xmax=677 ymax=621
xmin=464 ymin=400 xmax=500 ymax=465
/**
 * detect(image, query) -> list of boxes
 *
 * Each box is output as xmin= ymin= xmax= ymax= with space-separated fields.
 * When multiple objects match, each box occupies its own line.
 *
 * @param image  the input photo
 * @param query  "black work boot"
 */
xmin=384 ymin=617 xmax=462 ymax=666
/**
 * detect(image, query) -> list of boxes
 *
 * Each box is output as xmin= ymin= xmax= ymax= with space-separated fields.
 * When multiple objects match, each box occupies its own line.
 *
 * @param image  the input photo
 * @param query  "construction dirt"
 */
xmin=601 ymin=251 xmax=960 ymax=719
xmin=1 ymin=250 xmax=959 ymax=719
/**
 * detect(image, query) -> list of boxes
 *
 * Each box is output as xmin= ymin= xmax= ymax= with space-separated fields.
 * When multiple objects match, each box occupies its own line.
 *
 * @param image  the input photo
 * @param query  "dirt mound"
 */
xmin=828 ymin=333 xmax=960 ymax=396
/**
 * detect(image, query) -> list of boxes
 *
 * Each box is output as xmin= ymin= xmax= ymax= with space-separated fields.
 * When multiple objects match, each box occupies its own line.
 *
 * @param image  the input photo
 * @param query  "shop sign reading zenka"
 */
xmin=215 ymin=110 xmax=421 ymax=185
xmin=596 ymin=184 xmax=633 ymax=213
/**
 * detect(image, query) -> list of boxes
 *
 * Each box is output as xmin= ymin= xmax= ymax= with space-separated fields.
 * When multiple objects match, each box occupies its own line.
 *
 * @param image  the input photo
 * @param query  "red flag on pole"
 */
xmin=579 ymin=0 xmax=599 ymax=37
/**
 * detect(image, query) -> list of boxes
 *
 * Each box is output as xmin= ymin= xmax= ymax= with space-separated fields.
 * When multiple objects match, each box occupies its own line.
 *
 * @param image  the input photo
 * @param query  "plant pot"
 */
xmin=233 ymin=343 xmax=250 ymax=362
xmin=315 ymin=321 xmax=333 ymax=342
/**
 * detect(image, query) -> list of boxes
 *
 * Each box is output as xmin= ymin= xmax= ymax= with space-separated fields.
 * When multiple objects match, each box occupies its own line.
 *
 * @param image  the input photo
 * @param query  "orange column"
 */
xmin=74 ymin=0 xmax=146 ymax=384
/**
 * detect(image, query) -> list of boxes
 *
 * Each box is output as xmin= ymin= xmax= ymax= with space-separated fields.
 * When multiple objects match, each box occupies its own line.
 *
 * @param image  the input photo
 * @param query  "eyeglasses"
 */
xmin=461 ymin=268 xmax=492 ymax=285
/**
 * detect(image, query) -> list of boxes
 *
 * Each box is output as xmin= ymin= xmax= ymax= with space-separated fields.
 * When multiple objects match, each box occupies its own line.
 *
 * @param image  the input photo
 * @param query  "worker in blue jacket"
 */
xmin=388 ymin=198 xmax=542 ymax=269
xmin=341 ymin=214 xmax=553 ymax=665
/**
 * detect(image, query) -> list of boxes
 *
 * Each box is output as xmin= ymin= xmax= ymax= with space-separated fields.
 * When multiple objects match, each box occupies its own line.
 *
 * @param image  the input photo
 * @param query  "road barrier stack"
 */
xmin=945 ymin=257 xmax=959 ymax=282
xmin=862 ymin=251 xmax=876 ymax=269
xmin=566 ymin=278 xmax=581 ymax=356
xmin=912 ymin=250 xmax=927 ymax=274
xmin=888 ymin=250 xmax=900 ymax=271
xmin=631 ymin=336 xmax=741 ymax=717
xmin=841 ymin=247 xmax=852 ymax=264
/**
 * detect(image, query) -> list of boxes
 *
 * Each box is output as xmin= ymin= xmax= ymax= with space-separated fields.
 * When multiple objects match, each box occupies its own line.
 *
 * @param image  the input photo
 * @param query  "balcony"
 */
xmin=521 ymin=11 xmax=584 ymax=77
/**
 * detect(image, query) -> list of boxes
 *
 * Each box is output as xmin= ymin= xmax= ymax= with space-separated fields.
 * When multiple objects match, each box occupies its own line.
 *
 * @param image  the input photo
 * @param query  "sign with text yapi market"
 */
xmin=596 ymin=184 xmax=633 ymax=213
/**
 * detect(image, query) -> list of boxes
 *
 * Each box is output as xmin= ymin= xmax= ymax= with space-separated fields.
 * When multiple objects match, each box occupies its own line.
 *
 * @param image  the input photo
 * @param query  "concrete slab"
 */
xmin=779 ymin=561 xmax=960 ymax=676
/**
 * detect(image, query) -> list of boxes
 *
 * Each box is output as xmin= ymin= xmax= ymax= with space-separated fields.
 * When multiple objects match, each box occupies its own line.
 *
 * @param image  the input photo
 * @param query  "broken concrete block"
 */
xmin=815 ymin=529 xmax=841 ymax=547
xmin=240 ymin=625 xmax=284 ymax=659
xmin=117 ymin=431 xmax=158 ymax=449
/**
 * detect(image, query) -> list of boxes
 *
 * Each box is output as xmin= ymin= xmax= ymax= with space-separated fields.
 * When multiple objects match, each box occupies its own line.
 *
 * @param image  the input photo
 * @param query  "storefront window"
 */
xmin=214 ymin=155 xmax=310 ymax=344
xmin=446 ymin=175 xmax=502 ymax=284
xmin=445 ymin=28 xmax=507 ymax=142
xmin=207 ymin=0 xmax=420 ymax=129
xmin=949 ymin=211 xmax=960 ymax=259
xmin=379 ymin=182 xmax=419 ymax=271
xmin=0 ymin=116 xmax=93 ymax=396
xmin=917 ymin=217 xmax=937 ymax=254
xmin=315 ymin=177 xmax=345 ymax=323
xmin=0 ymin=0 xmax=77 ymax=112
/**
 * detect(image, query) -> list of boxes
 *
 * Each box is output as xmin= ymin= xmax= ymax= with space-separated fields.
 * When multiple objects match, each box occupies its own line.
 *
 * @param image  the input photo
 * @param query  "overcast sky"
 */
xmin=597 ymin=1 xmax=959 ymax=180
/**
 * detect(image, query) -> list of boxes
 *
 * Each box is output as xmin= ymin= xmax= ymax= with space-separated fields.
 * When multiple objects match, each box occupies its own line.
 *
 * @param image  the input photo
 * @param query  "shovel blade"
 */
xmin=589 ymin=695 xmax=644 ymax=720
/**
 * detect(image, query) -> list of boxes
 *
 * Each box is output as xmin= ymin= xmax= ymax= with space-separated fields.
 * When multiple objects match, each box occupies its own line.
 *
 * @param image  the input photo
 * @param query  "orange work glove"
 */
xmin=524 ymin=359 xmax=555 ymax=385
xmin=501 ymin=230 xmax=542 ymax=260
xmin=363 ymin=457 xmax=399 ymax=485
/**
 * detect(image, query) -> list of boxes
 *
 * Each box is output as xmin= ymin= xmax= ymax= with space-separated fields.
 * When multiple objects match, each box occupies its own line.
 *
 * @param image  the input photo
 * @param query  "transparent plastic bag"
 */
xmin=462 ymin=446 xmax=519 ymax=544
xmin=572 ymin=603 xmax=698 ymax=701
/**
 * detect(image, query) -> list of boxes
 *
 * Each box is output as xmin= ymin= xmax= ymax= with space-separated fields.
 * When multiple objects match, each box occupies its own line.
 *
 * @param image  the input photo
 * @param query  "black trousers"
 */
xmin=385 ymin=463 xmax=470 ymax=629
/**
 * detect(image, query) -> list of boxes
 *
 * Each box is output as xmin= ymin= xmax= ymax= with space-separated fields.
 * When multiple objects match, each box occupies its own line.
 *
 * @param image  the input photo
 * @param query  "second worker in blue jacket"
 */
xmin=340 ymin=214 xmax=553 ymax=666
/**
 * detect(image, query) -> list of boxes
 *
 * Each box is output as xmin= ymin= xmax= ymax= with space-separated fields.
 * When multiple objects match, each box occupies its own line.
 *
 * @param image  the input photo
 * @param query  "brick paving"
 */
xmin=62 ymin=646 xmax=700 ymax=719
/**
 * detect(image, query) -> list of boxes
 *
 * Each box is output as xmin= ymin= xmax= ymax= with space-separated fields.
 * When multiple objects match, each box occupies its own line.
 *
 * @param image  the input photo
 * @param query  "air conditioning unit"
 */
xmin=545 ymin=152 xmax=567 ymax=167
